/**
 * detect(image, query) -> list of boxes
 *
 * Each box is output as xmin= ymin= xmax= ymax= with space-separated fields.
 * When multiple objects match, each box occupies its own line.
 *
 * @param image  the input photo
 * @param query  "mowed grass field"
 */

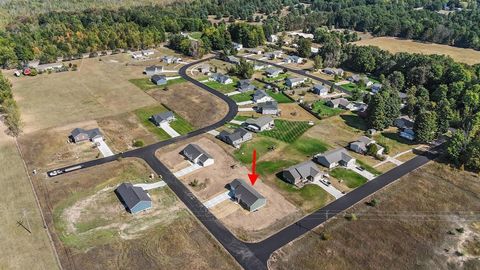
xmin=9 ymin=53 xmax=157 ymax=133
xmin=353 ymin=37 xmax=480 ymax=65
xmin=0 ymin=129 xmax=58 ymax=269
xmin=269 ymin=162 xmax=480 ymax=270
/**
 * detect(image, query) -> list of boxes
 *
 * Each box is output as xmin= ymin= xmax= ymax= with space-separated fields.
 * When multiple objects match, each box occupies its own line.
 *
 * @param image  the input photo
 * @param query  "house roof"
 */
xmin=152 ymin=111 xmax=174 ymax=123
xmin=395 ymin=116 xmax=414 ymax=129
xmin=182 ymin=144 xmax=212 ymax=162
xmin=71 ymin=128 xmax=102 ymax=139
xmin=286 ymin=161 xmax=321 ymax=181
xmin=245 ymin=116 xmax=274 ymax=128
xmin=357 ymin=136 xmax=374 ymax=145
xmin=253 ymin=89 xmax=270 ymax=99
xmin=212 ymin=73 xmax=231 ymax=82
xmin=115 ymin=183 xmax=151 ymax=211
xmin=287 ymin=77 xmax=305 ymax=84
xmin=313 ymin=84 xmax=327 ymax=92
xmin=220 ymin=128 xmax=250 ymax=142
xmin=151 ymin=74 xmax=167 ymax=82
xmin=229 ymin=179 xmax=265 ymax=207
xmin=317 ymin=148 xmax=353 ymax=165
xmin=265 ymin=68 xmax=281 ymax=75
xmin=257 ymin=101 xmax=278 ymax=111
xmin=145 ymin=65 xmax=162 ymax=72
xmin=238 ymin=80 xmax=255 ymax=90
xmin=329 ymin=98 xmax=351 ymax=107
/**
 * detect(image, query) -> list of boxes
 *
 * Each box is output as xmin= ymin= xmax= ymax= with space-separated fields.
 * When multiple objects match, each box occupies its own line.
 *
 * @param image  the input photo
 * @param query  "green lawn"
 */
xmin=275 ymin=181 xmax=332 ymax=212
xmin=230 ymin=91 xmax=253 ymax=103
xmin=266 ymin=90 xmax=293 ymax=103
xmin=256 ymin=159 xmax=299 ymax=177
xmin=135 ymin=105 xmax=194 ymax=140
xmin=356 ymin=159 xmax=382 ymax=176
xmin=204 ymin=79 xmax=238 ymax=93
xmin=330 ymin=168 xmax=367 ymax=188
xmin=189 ymin=31 xmax=203 ymax=39
xmin=234 ymin=115 xmax=251 ymax=121
xmin=291 ymin=137 xmax=329 ymax=156
xmin=263 ymin=73 xmax=288 ymax=83
xmin=129 ymin=77 xmax=187 ymax=91
xmin=234 ymin=137 xmax=280 ymax=164
xmin=312 ymin=100 xmax=344 ymax=118
xmin=261 ymin=120 xmax=312 ymax=143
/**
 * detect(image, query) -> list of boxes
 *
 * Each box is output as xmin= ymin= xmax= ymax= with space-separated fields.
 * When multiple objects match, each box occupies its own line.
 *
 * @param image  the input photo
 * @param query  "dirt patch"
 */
xmin=278 ymin=103 xmax=317 ymax=121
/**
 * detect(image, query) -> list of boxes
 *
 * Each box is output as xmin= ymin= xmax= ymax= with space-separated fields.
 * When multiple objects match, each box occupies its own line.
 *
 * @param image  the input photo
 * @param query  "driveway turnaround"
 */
xmin=160 ymin=122 xmax=180 ymax=137
xmin=173 ymin=163 xmax=202 ymax=177
xmin=133 ymin=181 xmax=167 ymax=190
xmin=96 ymin=140 xmax=114 ymax=157
xmin=203 ymin=191 xmax=231 ymax=209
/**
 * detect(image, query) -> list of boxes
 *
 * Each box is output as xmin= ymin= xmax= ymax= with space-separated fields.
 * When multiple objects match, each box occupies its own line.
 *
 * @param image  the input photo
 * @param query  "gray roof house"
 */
xmin=229 ymin=179 xmax=266 ymax=212
xmin=265 ymin=50 xmax=283 ymax=59
xmin=349 ymin=136 xmax=375 ymax=154
xmin=211 ymin=73 xmax=233 ymax=84
xmin=285 ymin=77 xmax=306 ymax=88
xmin=254 ymin=62 xmax=270 ymax=71
xmin=284 ymin=55 xmax=303 ymax=64
xmin=265 ymin=68 xmax=282 ymax=78
xmin=253 ymin=89 xmax=274 ymax=103
xmin=218 ymin=128 xmax=253 ymax=147
xmin=144 ymin=65 xmax=164 ymax=76
xmin=162 ymin=55 xmax=181 ymax=64
xmin=323 ymin=68 xmax=344 ymax=76
xmin=371 ymin=83 xmax=383 ymax=93
xmin=227 ymin=55 xmax=241 ymax=65
xmin=316 ymin=148 xmax=356 ymax=169
xmin=151 ymin=74 xmax=167 ymax=85
xmin=283 ymin=161 xmax=322 ymax=185
xmin=313 ymin=84 xmax=328 ymax=96
xmin=257 ymin=101 xmax=279 ymax=115
xmin=237 ymin=80 xmax=256 ymax=92
xmin=115 ymin=183 xmax=152 ymax=214
xmin=150 ymin=111 xmax=175 ymax=126
xmin=70 ymin=128 xmax=103 ymax=143
xmin=326 ymin=98 xmax=354 ymax=110
xmin=244 ymin=116 xmax=275 ymax=132
xmin=181 ymin=144 xmax=214 ymax=167
xmin=394 ymin=116 xmax=415 ymax=130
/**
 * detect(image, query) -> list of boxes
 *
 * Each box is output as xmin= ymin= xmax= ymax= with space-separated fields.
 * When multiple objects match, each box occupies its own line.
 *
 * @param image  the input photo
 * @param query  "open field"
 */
xmin=261 ymin=119 xmax=312 ymax=143
xmin=269 ymin=161 xmax=480 ymax=270
xmin=0 ymin=126 xmax=59 ymax=270
xmin=9 ymin=53 xmax=159 ymax=133
xmin=353 ymin=37 xmax=480 ymax=65
xmin=27 ymin=157 xmax=237 ymax=270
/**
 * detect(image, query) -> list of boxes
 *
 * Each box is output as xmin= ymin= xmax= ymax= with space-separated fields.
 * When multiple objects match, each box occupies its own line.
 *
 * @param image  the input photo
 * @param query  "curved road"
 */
xmin=47 ymin=56 xmax=439 ymax=270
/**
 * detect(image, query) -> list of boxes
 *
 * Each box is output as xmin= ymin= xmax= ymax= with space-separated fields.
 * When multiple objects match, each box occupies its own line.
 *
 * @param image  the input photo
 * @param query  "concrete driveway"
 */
xmin=203 ymin=191 xmax=232 ymax=209
xmin=160 ymin=123 xmax=181 ymax=138
xmin=96 ymin=140 xmax=114 ymax=157
xmin=348 ymin=164 xmax=375 ymax=181
xmin=134 ymin=181 xmax=167 ymax=190
xmin=173 ymin=163 xmax=202 ymax=177
xmin=311 ymin=180 xmax=344 ymax=199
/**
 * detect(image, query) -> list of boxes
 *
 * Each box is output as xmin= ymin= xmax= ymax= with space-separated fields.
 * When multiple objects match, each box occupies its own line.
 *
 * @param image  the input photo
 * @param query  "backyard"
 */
xmin=312 ymin=100 xmax=344 ymax=118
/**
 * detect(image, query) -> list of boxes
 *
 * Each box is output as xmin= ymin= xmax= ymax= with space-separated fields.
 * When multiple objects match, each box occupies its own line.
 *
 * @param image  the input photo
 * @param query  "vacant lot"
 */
xmin=269 ymin=162 xmax=480 ymax=270
xmin=278 ymin=103 xmax=317 ymax=122
xmin=0 ymin=126 xmax=59 ymax=270
xmin=353 ymin=37 xmax=480 ymax=65
xmin=261 ymin=119 xmax=312 ymax=143
xmin=29 ymin=158 xmax=237 ymax=270
xmin=9 ymin=53 xmax=158 ymax=133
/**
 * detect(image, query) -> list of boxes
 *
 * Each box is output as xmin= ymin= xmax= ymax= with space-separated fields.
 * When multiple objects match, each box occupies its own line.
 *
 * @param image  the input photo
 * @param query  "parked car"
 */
xmin=320 ymin=179 xmax=331 ymax=186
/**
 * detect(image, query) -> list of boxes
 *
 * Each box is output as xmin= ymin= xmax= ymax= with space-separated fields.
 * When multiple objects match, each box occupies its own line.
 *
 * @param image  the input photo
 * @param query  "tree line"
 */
xmin=0 ymin=72 xmax=21 ymax=135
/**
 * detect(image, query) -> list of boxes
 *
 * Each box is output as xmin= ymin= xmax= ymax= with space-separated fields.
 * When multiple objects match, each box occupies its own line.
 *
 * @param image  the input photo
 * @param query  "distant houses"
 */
xmin=162 ymin=55 xmax=182 ymax=64
xmin=181 ymin=144 xmax=214 ymax=167
xmin=115 ymin=183 xmax=152 ymax=214
xmin=132 ymin=49 xmax=155 ymax=59
xmin=323 ymin=68 xmax=344 ymax=76
xmin=237 ymin=80 xmax=256 ymax=92
xmin=211 ymin=73 xmax=233 ymax=84
xmin=70 ymin=128 xmax=103 ymax=143
xmin=265 ymin=68 xmax=282 ymax=78
xmin=283 ymin=55 xmax=303 ymax=64
xmin=244 ymin=116 xmax=275 ymax=132
xmin=144 ymin=65 xmax=164 ymax=76
xmin=151 ymin=74 xmax=168 ymax=85
xmin=247 ymin=48 xmax=263 ymax=55
xmin=316 ymin=148 xmax=356 ymax=169
xmin=285 ymin=77 xmax=306 ymax=88
xmin=253 ymin=89 xmax=274 ymax=103
xmin=150 ymin=111 xmax=175 ymax=126
xmin=218 ymin=128 xmax=253 ymax=147
xmin=227 ymin=55 xmax=241 ymax=65
xmin=312 ymin=84 xmax=328 ymax=96
xmin=232 ymin=42 xmax=243 ymax=51
xmin=282 ymin=161 xmax=322 ymax=185
xmin=228 ymin=179 xmax=266 ymax=212
xmin=265 ymin=50 xmax=283 ymax=60
xmin=256 ymin=101 xmax=279 ymax=115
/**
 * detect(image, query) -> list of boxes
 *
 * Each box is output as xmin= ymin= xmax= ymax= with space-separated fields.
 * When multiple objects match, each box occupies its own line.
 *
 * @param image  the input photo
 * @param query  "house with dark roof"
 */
xmin=115 ymin=183 xmax=152 ymax=214
xmin=394 ymin=116 xmax=415 ymax=130
xmin=399 ymin=128 xmax=415 ymax=141
xmin=326 ymin=98 xmax=354 ymax=110
xmin=144 ymin=65 xmax=164 ymax=76
xmin=283 ymin=161 xmax=322 ymax=185
xmin=285 ymin=77 xmax=306 ymax=88
xmin=218 ymin=128 xmax=252 ymax=147
xmin=316 ymin=148 xmax=356 ymax=169
xmin=244 ymin=116 xmax=275 ymax=132
xmin=181 ymin=144 xmax=214 ymax=167
xmin=257 ymin=101 xmax=279 ymax=115
xmin=323 ymin=68 xmax=344 ymax=76
xmin=312 ymin=84 xmax=328 ymax=96
xmin=229 ymin=179 xmax=266 ymax=212
xmin=150 ymin=111 xmax=175 ymax=126
xmin=211 ymin=73 xmax=233 ymax=84
xmin=237 ymin=80 xmax=256 ymax=92
xmin=151 ymin=74 xmax=167 ymax=85
xmin=253 ymin=89 xmax=274 ymax=103
xmin=265 ymin=68 xmax=282 ymax=78
xmin=349 ymin=136 xmax=382 ymax=155
xmin=70 ymin=128 xmax=103 ymax=143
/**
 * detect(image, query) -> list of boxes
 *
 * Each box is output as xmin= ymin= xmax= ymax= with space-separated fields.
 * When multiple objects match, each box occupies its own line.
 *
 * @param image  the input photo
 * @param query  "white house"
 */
xmin=253 ymin=90 xmax=274 ymax=103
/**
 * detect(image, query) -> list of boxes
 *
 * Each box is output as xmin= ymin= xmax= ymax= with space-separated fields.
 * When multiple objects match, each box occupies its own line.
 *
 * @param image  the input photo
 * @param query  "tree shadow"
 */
xmin=340 ymin=114 xmax=367 ymax=131
xmin=381 ymin=132 xmax=416 ymax=146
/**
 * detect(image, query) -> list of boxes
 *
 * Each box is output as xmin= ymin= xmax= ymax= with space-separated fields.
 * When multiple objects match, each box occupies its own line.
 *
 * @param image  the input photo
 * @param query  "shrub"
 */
xmin=456 ymin=227 xmax=464 ymax=234
xmin=189 ymin=179 xmax=199 ymax=187
xmin=366 ymin=198 xmax=379 ymax=207
xmin=320 ymin=232 xmax=331 ymax=241
xmin=345 ymin=213 xmax=357 ymax=221
xmin=133 ymin=139 xmax=145 ymax=147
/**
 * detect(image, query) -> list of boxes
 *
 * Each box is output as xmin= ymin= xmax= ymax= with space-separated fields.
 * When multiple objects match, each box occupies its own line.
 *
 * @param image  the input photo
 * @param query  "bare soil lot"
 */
xmin=0 ymin=125 xmax=58 ymax=270
xmin=9 ymin=53 xmax=157 ymax=133
xmin=278 ymin=103 xmax=317 ymax=122
xmin=148 ymin=81 xmax=229 ymax=129
xmin=28 ymin=158 xmax=237 ymax=270
xmin=156 ymin=136 xmax=300 ymax=242
xmin=269 ymin=162 xmax=480 ymax=270
xmin=353 ymin=37 xmax=480 ymax=65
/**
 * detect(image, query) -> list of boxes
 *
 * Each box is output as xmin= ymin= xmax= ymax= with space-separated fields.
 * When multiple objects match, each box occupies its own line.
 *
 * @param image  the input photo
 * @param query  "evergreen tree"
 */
xmin=414 ymin=110 xmax=438 ymax=143
xmin=367 ymin=93 xmax=388 ymax=130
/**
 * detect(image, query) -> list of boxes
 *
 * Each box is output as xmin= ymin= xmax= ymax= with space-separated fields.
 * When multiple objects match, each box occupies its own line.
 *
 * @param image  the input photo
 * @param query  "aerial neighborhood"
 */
xmin=1 ymin=1 xmax=479 ymax=270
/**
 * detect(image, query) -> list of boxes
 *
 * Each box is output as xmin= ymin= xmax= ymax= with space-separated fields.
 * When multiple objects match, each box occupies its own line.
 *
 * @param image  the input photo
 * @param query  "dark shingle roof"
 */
xmin=115 ymin=183 xmax=151 ymax=211
xmin=230 ymin=179 xmax=265 ymax=207
xmin=182 ymin=144 xmax=212 ymax=162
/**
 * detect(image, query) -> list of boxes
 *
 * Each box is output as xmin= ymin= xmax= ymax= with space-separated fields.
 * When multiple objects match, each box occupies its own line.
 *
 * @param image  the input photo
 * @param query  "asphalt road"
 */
xmin=46 ymin=56 xmax=439 ymax=270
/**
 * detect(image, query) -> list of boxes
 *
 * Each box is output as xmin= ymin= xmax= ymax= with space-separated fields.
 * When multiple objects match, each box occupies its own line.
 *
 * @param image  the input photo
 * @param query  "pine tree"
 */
xmin=414 ymin=110 xmax=438 ymax=143
xmin=367 ymin=93 xmax=388 ymax=130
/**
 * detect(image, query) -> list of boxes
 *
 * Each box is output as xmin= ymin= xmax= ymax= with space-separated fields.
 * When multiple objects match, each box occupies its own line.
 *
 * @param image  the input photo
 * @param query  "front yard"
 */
xmin=330 ymin=167 xmax=368 ymax=188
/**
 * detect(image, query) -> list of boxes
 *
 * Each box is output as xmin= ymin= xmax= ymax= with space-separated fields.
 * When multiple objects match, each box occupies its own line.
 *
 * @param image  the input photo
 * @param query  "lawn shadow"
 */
xmin=340 ymin=114 xmax=367 ymax=131
xmin=381 ymin=132 xmax=416 ymax=146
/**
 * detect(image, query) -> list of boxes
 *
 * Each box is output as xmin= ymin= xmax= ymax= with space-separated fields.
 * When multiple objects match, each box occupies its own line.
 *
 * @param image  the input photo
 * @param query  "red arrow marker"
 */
xmin=248 ymin=149 xmax=259 ymax=185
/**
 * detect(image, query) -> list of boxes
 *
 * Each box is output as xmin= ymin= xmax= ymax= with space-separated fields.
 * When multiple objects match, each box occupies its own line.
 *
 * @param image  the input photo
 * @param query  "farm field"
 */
xmin=28 ymin=158 xmax=238 ymax=270
xmin=353 ymin=37 xmax=480 ymax=65
xmin=9 ymin=53 xmax=158 ymax=133
xmin=0 ymin=124 xmax=59 ymax=270
xmin=269 ymin=161 xmax=480 ymax=270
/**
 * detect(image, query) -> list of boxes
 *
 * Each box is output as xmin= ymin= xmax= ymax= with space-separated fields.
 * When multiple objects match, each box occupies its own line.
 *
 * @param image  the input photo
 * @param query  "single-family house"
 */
xmin=265 ymin=50 xmax=283 ymax=60
xmin=348 ymin=74 xmax=373 ymax=87
xmin=349 ymin=136 xmax=379 ymax=155
xmin=229 ymin=179 xmax=266 ymax=212
xmin=162 ymin=55 xmax=182 ymax=64
xmin=312 ymin=84 xmax=328 ymax=96
xmin=144 ymin=65 xmax=164 ymax=76
xmin=142 ymin=49 xmax=155 ymax=56
xmin=131 ymin=51 xmax=143 ymax=59
xmin=181 ymin=144 xmax=214 ymax=167
xmin=394 ymin=116 xmax=415 ymax=130
xmin=253 ymin=89 xmax=274 ymax=103
xmin=211 ymin=73 xmax=233 ymax=84
xmin=150 ymin=111 xmax=175 ymax=126
xmin=115 ymin=183 xmax=152 ymax=214
xmin=257 ymin=101 xmax=279 ymax=115
xmin=284 ymin=55 xmax=303 ymax=64
xmin=232 ymin=42 xmax=243 ymax=51
xmin=244 ymin=116 xmax=275 ymax=132
xmin=247 ymin=48 xmax=263 ymax=55
xmin=254 ymin=62 xmax=270 ymax=71
xmin=237 ymin=80 xmax=256 ymax=92
xmin=70 ymin=128 xmax=103 ymax=143
xmin=265 ymin=68 xmax=282 ymax=78
xmin=316 ymin=148 xmax=356 ymax=169
xmin=197 ymin=64 xmax=211 ymax=75
xmin=282 ymin=161 xmax=322 ymax=185
xmin=371 ymin=83 xmax=383 ymax=93
xmin=323 ymin=68 xmax=344 ymax=76
xmin=218 ymin=128 xmax=253 ymax=147
xmin=400 ymin=128 xmax=415 ymax=141
xmin=151 ymin=74 xmax=167 ymax=85
xmin=37 ymin=63 xmax=63 ymax=72
xmin=285 ymin=77 xmax=306 ymax=88
xmin=227 ymin=55 xmax=241 ymax=65
xmin=326 ymin=98 xmax=354 ymax=110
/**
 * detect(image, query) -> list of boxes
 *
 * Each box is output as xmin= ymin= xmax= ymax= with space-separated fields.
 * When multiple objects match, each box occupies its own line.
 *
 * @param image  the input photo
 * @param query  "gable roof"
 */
xmin=286 ymin=77 xmax=305 ymax=84
xmin=317 ymin=148 xmax=353 ymax=165
xmin=265 ymin=68 xmax=281 ymax=75
xmin=229 ymin=179 xmax=265 ymax=207
xmin=245 ymin=116 xmax=274 ymax=128
xmin=219 ymin=127 xmax=250 ymax=142
xmin=115 ymin=183 xmax=151 ymax=211
xmin=182 ymin=144 xmax=212 ymax=162
xmin=151 ymin=74 xmax=167 ymax=82
xmin=286 ymin=161 xmax=321 ymax=181
xmin=71 ymin=128 xmax=102 ymax=139
xmin=152 ymin=111 xmax=174 ymax=123
xmin=257 ymin=101 xmax=278 ymax=111
xmin=329 ymin=98 xmax=351 ymax=107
